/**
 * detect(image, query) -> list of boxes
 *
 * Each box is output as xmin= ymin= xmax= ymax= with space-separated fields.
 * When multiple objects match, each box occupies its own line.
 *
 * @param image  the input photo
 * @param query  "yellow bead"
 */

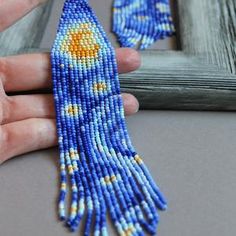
xmin=134 ymin=155 xmax=143 ymax=164
xmin=110 ymin=175 xmax=117 ymax=182
xmin=61 ymin=183 xmax=66 ymax=190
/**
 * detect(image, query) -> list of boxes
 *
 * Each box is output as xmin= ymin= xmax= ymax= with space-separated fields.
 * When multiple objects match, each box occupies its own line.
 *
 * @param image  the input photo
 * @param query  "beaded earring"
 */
xmin=51 ymin=0 xmax=173 ymax=235
xmin=113 ymin=0 xmax=175 ymax=49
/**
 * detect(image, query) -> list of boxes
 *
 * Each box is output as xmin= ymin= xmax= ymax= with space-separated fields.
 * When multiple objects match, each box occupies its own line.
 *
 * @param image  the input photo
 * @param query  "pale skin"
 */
xmin=0 ymin=0 xmax=141 ymax=164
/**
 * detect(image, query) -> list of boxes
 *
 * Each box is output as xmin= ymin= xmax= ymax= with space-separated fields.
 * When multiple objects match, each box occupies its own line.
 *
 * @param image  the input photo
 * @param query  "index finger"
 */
xmin=0 ymin=0 xmax=47 ymax=32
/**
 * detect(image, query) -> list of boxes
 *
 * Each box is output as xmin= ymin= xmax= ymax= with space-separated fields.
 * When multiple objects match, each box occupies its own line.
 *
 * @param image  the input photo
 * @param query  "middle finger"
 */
xmin=2 ymin=93 xmax=139 ymax=124
xmin=0 ymin=48 xmax=141 ymax=92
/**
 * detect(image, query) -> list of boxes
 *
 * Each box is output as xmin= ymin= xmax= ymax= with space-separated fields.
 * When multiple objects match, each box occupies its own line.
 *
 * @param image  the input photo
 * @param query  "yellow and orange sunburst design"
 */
xmin=60 ymin=23 xmax=100 ymax=66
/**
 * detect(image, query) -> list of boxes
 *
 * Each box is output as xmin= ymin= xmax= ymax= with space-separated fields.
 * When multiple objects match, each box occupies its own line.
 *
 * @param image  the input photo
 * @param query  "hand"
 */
xmin=0 ymin=0 xmax=141 ymax=164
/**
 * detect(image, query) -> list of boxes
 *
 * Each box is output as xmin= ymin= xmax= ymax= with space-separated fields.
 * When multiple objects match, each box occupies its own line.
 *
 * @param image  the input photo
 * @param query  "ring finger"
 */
xmin=2 ymin=92 xmax=139 ymax=124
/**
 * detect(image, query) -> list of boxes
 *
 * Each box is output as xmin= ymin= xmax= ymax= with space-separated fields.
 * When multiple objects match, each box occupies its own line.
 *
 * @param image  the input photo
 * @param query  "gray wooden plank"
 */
xmin=120 ymin=51 xmax=236 ymax=110
xmin=0 ymin=1 xmax=53 ymax=56
xmin=178 ymin=0 xmax=236 ymax=74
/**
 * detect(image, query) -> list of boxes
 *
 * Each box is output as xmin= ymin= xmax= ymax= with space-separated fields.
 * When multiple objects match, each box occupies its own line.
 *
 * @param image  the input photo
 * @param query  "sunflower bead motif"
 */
xmin=51 ymin=0 xmax=169 ymax=235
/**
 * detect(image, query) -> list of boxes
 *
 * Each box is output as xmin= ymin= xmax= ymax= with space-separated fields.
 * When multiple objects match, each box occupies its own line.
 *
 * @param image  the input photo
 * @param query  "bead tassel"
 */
xmin=51 ymin=0 xmax=168 ymax=235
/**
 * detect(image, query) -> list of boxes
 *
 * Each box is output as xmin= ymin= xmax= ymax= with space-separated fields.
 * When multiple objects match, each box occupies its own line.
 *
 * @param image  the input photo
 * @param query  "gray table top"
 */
xmin=1 ymin=111 xmax=236 ymax=236
xmin=1 ymin=1 xmax=236 ymax=236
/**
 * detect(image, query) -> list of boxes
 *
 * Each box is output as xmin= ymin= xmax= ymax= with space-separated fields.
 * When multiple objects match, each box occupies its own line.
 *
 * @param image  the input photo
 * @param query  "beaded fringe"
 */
xmin=113 ymin=0 xmax=175 ymax=49
xmin=51 ymin=0 xmax=168 ymax=235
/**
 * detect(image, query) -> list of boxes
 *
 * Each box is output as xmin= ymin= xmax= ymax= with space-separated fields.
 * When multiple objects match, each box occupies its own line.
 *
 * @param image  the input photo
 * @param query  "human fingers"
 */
xmin=2 ymin=92 xmax=139 ymax=124
xmin=0 ymin=48 xmax=141 ymax=92
xmin=0 ymin=118 xmax=57 ymax=164
xmin=0 ymin=0 xmax=47 ymax=32
xmin=0 ymin=94 xmax=140 ymax=164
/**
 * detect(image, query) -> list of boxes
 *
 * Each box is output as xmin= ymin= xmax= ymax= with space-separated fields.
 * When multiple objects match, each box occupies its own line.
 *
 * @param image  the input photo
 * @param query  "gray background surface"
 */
xmin=1 ymin=1 xmax=236 ymax=236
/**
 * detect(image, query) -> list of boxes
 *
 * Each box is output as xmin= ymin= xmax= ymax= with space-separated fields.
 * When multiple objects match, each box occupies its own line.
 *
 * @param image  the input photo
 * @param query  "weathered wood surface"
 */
xmin=0 ymin=1 xmax=53 ymax=56
xmin=1 ymin=0 xmax=236 ymax=110
xmin=120 ymin=0 xmax=236 ymax=109
xmin=178 ymin=0 xmax=236 ymax=74
xmin=120 ymin=51 xmax=236 ymax=110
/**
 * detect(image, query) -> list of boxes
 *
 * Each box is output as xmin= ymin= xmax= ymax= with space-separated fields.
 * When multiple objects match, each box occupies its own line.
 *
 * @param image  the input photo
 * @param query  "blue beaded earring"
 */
xmin=51 ymin=0 xmax=173 ymax=235
xmin=113 ymin=0 xmax=175 ymax=49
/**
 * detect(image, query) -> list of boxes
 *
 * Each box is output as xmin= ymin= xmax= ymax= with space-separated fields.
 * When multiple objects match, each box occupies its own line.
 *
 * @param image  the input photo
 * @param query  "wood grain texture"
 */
xmin=0 ymin=1 xmax=53 ymax=56
xmin=120 ymin=51 xmax=236 ymax=110
xmin=178 ymin=0 xmax=236 ymax=74
xmin=120 ymin=0 xmax=236 ymax=110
